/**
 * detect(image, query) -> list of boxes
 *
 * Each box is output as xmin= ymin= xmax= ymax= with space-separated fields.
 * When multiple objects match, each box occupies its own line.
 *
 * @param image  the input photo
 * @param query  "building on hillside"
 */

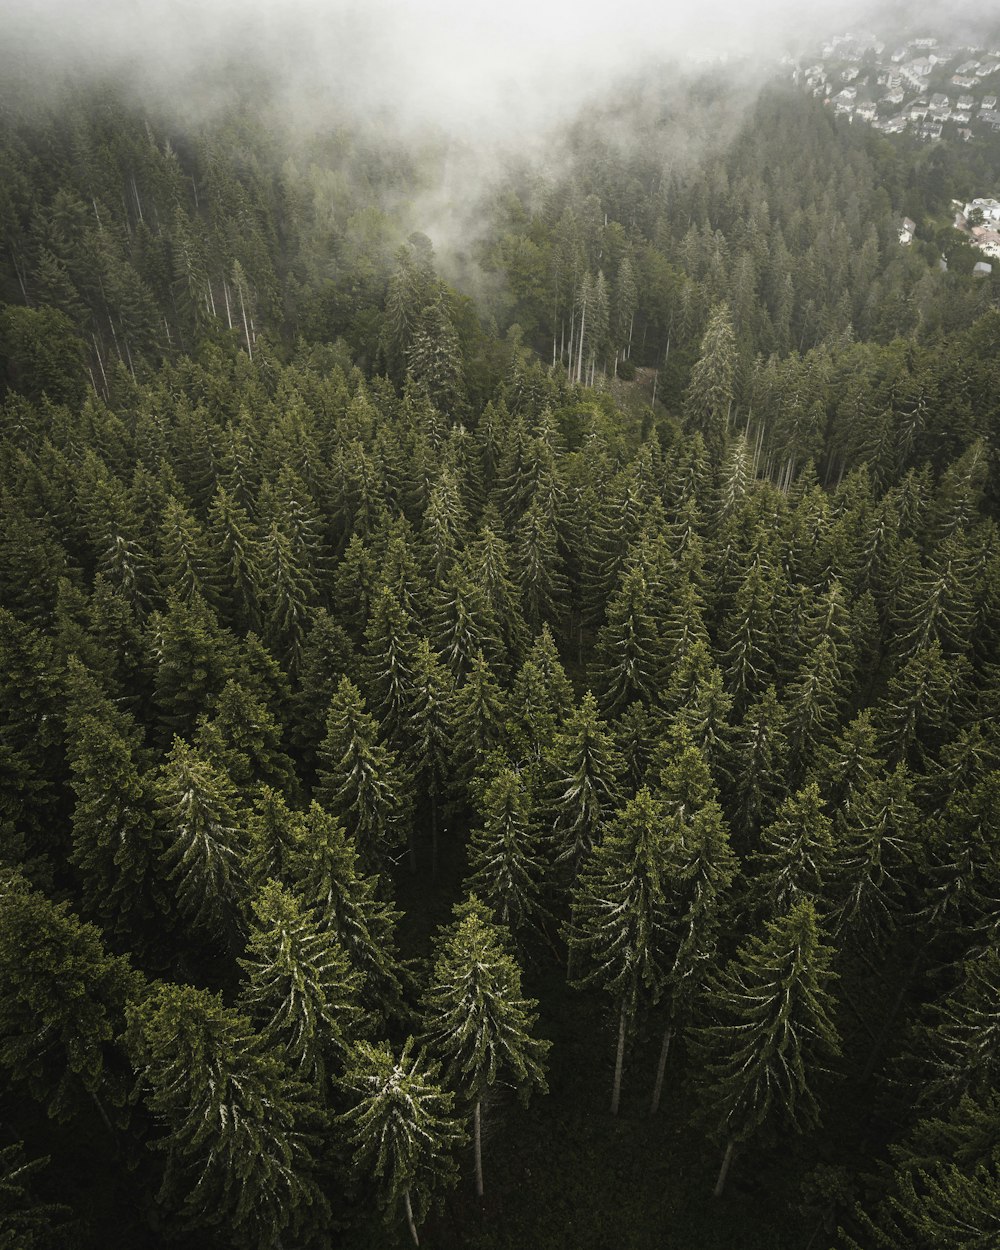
xmin=952 ymin=75 xmax=977 ymax=88
xmin=957 ymin=94 xmax=975 ymax=110
xmin=973 ymin=261 xmax=993 ymax=276
xmin=964 ymin=198 xmax=1000 ymax=225
xmin=899 ymin=217 xmax=916 ymax=244
xmin=982 ymin=95 xmax=998 ymax=109
xmin=976 ymin=237 xmax=1000 ymax=260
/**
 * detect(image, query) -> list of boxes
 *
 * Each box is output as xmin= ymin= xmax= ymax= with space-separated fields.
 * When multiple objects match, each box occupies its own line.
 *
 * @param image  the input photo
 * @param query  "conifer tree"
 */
xmin=691 ymin=898 xmax=841 ymax=1196
xmin=829 ymin=764 xmax=920 ymax=953
xmin=567 ymin=789 xmax=671 ymax=1114
xmin=466 ymin=766 xmax=544 ymax=938
xmin=339 ymin=1037 xmax=465 ymax=1247
xmin=651 ymin=798 xmax=738 ymax=1115
xmin=593 ymin=564 xmax=664 ymax=717
xmin=543 ymin=690 xmax=622 ymax=877
xmin=239 ymin=879 xmax=364 ymax=1089
xmin=315 ymin=677 xmax=409 ymax=876
xmin=63 ymin=660 xmax=162 ymax=948
xmin=291 ymin=803 xmax=407 ymax=1026
xmin=450 ymin=650 xmax=508 ymax=803
xmin=155 ymin=737 xmax=246 ymax=950
xmin=0 ymin=871 xmax=139 ymax=1124
xmin=421 ymin=897 xmax=549 ymax=1197
xmin=402 ymin=638 xmax=455 ymax=876
xmin=727 ymin=686 xmax=788 ymax=846
xmin=749 ymin=783 xmax=833 ymax=916
xmin=127 ymin=981 xmax=329 ymax=1249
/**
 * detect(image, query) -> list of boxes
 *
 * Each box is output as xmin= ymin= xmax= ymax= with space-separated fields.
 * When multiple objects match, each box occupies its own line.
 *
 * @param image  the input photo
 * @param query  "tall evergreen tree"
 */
xmin=691 ymin=898 xmax=841 ymax=1196
xmin=420 ymin=897 xmax=549 ymax=1197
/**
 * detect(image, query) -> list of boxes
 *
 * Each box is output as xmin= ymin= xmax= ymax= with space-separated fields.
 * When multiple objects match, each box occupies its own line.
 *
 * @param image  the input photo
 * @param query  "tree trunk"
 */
xmin=649 ymin=1024 xmax=673 ymax=1116
xmin=713 ymin=1139 xmax=735 ymax=1198
xmin=610 ymin=996 xmax=628 ymax=1115
xmin=403 ymin=1189 xmax=420 ymax=1247
xmin=473 ymin=1099 xmax=484 ymax=1198
xmin=576 ymin=298 xmax=587 ymax=384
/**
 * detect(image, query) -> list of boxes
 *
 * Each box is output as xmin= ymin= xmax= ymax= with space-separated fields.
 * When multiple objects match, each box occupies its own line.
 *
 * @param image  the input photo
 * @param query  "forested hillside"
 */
xmin=1 ymin=53 xmax=999 ymax=1250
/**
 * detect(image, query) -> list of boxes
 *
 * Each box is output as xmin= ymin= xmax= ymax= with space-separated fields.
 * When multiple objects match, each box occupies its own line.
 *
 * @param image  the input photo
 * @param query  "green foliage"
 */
xmin=128 ymin=981 xmax=330 ymax=1248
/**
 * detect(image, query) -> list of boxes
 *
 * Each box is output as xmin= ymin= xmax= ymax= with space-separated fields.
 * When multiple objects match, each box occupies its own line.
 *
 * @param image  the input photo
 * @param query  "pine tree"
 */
xmin=0 ymin=871 xmax=139 ymax=1125
xmin=727 ymin=686 xmax=788 ymax=847
xmin=155 ymin=737 xmax=246 ymax=950
xmin=239 ymin=879 xmax=364 ymax=1088
xmin=339 ymin=1037 xmax=465 ymax=1247
xmin=685 ymin=302 xmax=738 ymax=458
xmin=315 ymin=677 xmax=409 ymax=876
xmin=691 ymin=898 xmax=841 ymax=1196
xmin=829 ymin=764 xmax=920 ymax=954
xmin=566 ymin=789 xmax=671 ymax=1114
xmin=402 ymin=638 xmax=455 ymax=876
xmin=593 ymin=564 xmax=664 ymax=717
xmin=450 ymin=650 xmax=508 ymax=804
xmin=466 ymin=766 xmax=544 ymax=938
xmin=63 ymin=660 xmax=163 ymax=948
xmin=127 ymin=981 xmax=329 ymax=1248
xmin=543 ymin=690 xmax=622 ymax=877
xmin=421 ymin=897 xmax=549 ymax=1196
xmin=651 ymin=798 xmax=738 ymax=1115
xmin=291 ymin=803 xmax=407 ymax=1026
xmin=749 ymin=783 xmax=833 ymax=916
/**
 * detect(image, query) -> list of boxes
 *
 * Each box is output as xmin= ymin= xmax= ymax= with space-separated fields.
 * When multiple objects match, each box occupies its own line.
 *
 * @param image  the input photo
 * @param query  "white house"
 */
xmin=964 ymin=198 xmax=1000 ymax=225
xmin=899 ymin=217 xmax=916 ymax=244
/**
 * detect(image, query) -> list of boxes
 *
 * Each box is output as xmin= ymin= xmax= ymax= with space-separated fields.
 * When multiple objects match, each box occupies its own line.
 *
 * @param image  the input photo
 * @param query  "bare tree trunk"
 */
xmin=651 ymin=370 xmax=658 ymax=407
xmin=627 ymin=311 xmax=635 ymax=358
xmin=222 ymin=278 xmax=233 ymax=330
xmin=576 ymin=300 xmax=587 ymax=385
xmin=473 ymin=1099 xmax=484 ymax=1198
xmin=713 ymin=1139 xmax=735 ymax=1198
xmin=610 ymin=996 xmax=628 ymax=1115
xmin=649 ymin=1024 xmax=673 ymax=1116
xmin=403 ymin=1189 xmax=420 ymax=1247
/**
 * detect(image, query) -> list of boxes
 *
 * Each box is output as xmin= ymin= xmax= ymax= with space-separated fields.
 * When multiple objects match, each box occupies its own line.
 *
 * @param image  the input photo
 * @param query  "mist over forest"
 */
xmin=2 ymin=2 xmax=1000 ymax=1248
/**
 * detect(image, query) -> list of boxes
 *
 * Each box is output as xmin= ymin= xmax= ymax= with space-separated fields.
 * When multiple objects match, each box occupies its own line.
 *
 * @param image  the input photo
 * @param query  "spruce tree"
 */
xmin=315 ymin=677 xmax=409 ymax=876
xmin=566 ymin=788 xmax=671 ymax=1114
xmin=466 ymin=766 xmax=544 ymax=938
xmin=339 ymin=1037 xmax=465 ymax=1246
xmin=291 ymin=803 xmax=407 ymax=1027
xmin=691 ymin=898 xmax=841 ymax=1196
xmin=239 ymin=879 xmax=364 ymax=1089
xmin=127 ymin=981 xmax=329 ymax=1249
xmin=421 ymin=897 xmax=549 ymax=1197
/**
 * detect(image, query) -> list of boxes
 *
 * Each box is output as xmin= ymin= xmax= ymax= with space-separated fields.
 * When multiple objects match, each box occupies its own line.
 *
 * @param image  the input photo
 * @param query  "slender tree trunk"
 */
xmin=651 ymin=371 xmax=658 ymax=407
xmin=649 ymin=1024 xmax=673 ymax=1116
xmin=403 ymin=1189 xmax=420 ymax=1247
xmin=627 ymin=311 xmax=635 ymax=358
xmin=576 ymin=298 xmax=587 ymax=384
xmin=713 ymin=1139 xmax=735 ymax=1198
xmin=610 ymin=996 xmax=629 ymax=1115
xmin=237 ymin=282 xmax=254 ymax=360
xmin=222 ymin=278 xmax=233 ymax=330
xmin=473 ymin=1099 xmax=484 ymax=1198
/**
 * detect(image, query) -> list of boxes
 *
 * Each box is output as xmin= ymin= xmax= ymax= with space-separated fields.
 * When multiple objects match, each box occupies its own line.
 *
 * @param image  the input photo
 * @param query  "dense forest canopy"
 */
xmin=2 ymin=8 xmax=1000 ymax=1248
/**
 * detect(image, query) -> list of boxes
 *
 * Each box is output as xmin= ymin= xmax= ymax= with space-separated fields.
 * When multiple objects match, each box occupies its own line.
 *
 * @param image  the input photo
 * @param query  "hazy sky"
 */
xmin=4 ymin=0 xmax=936 ymax=134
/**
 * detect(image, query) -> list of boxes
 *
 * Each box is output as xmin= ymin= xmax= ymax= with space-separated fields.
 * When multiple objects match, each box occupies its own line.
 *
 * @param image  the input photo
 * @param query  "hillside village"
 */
xmin=792 ymin=31 xmax=1000 ymax=142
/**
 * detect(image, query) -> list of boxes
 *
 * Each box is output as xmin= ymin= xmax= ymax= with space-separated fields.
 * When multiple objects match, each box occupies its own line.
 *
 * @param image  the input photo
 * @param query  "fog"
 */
xmin=2 ymin=0 xmax=967 ymax=140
